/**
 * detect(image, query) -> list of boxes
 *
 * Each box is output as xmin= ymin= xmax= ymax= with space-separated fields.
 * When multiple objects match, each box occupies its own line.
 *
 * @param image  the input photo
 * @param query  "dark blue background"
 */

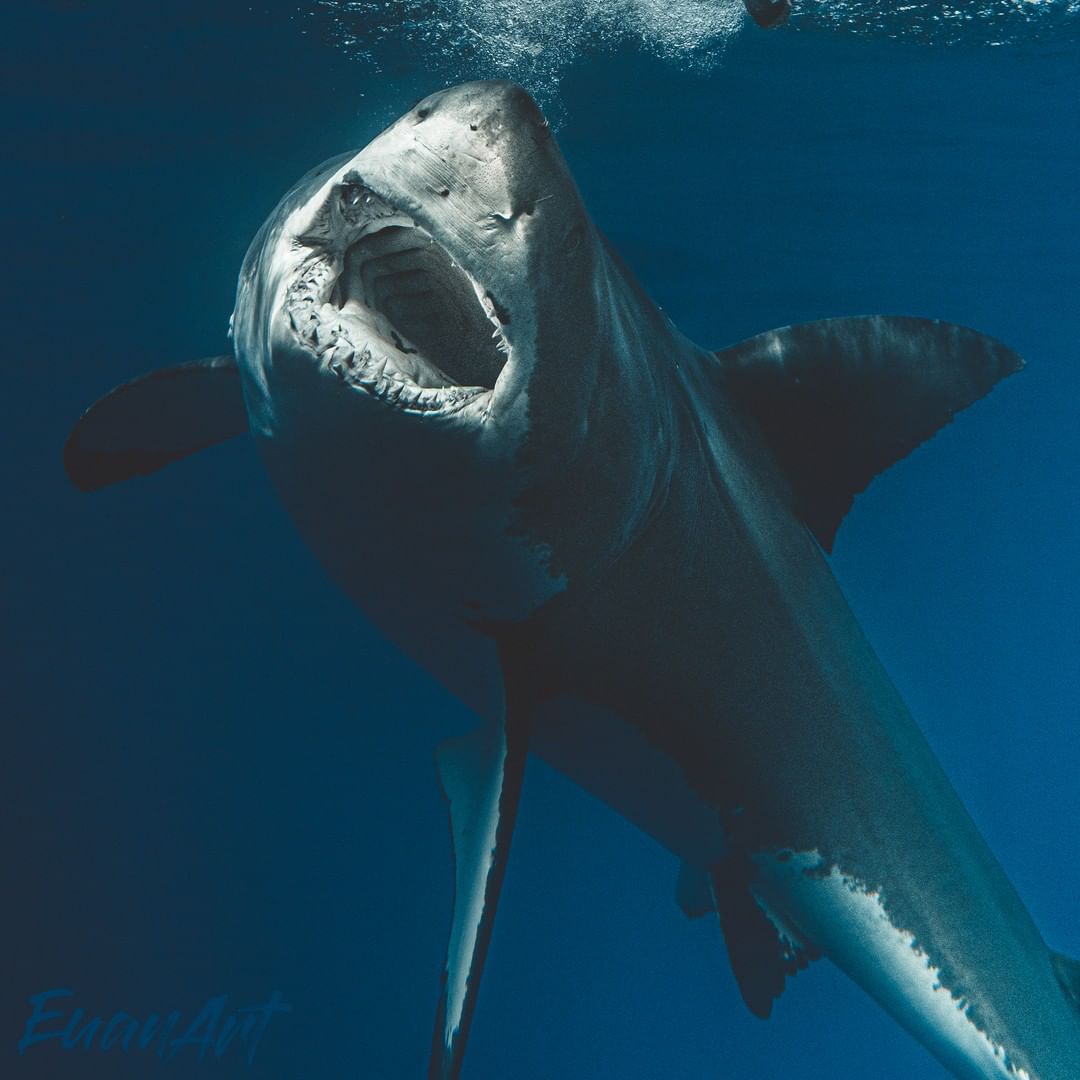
xmin=6 ymin=3 xmax=1079 ymax=1077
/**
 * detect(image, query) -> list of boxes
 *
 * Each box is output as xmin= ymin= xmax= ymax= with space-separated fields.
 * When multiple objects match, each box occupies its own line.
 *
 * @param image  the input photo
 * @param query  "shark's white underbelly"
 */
xmin=753 ymin=851 xmax=1026 ymax=1080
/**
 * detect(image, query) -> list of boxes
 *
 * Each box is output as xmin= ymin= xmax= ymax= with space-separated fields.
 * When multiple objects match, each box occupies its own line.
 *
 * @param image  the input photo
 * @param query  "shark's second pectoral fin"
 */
xmin=64 ymin=354 xmax=248 ymax=492
xmin=713 ymin=316 xmax=1024 ymax=551
xmin=678 ymin=858 xmax=820 ymax=1019
xmin=430 ymin=707 xmax=527 ymax=1080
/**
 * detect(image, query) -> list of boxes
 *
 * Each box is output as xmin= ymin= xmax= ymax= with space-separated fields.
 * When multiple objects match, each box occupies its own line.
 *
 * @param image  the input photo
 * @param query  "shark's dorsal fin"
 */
xmin=714 ymin=316 xmax=1024 ymax=551
xmin=64 ymin=354 xmax=248 ymax=492
xmin=678 ymin=858 xmax=820 ymax=1019
xmin=430 ymin=704 xmax=527 ymax=1080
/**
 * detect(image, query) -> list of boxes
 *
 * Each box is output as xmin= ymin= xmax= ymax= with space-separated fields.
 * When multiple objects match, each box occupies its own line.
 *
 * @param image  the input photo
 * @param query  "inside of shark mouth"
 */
xmin=287 ymin=190 xmax=510 ymax=412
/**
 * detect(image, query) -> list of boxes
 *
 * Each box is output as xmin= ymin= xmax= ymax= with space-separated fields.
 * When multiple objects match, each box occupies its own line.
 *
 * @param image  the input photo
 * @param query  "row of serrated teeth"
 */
xmin=471 ymin=276 xmax=512 ymax=345
xmin=284 ymin=252 xmax=489 ymax=415
xmin=303 ymin=300 xmax=484 ymax=413
xmin=323 ymin=341 xmax=483 ymax=412
xmin=285 ymin=255 xmax=339 ymax=343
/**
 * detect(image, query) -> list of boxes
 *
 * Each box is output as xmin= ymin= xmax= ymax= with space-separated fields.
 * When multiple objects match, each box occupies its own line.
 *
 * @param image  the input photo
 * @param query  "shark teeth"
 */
xmin=321 ymin=338 xmax=485 ymax=414
xmin=471 ymin=276 xmax=512 ymax=347
xmin=284 ymin=247 xmax=496 ymax=417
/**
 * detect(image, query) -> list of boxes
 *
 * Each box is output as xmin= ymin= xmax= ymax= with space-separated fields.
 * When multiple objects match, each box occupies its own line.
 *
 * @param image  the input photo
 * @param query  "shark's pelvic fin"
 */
xmin=64 ymin=354 xmax=247 ymax=492
xmin=714 ymin=315 xmax=1024 ymax=551
xmin=676 ymin=858 xmax=820 ymax=1017
xmin=430 ymin=704 xmax=528 ymax=1080
xmin=682 ymin=857 xmax=821 ymax=1019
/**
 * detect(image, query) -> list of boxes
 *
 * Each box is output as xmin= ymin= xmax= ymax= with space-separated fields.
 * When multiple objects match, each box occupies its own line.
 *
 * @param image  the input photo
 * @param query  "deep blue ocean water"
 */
xmin=6 ymin=2 xmax=1080 ymax=1078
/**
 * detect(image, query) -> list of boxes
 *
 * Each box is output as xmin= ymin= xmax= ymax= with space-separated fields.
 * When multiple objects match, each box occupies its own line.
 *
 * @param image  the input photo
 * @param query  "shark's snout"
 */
xmin=254 ymin=80 xmax=591 ymax=428
xmin=399 ymin=80 xmax=563 ymax=225
xmin=411 ymin=80 xmax=549 ymax=143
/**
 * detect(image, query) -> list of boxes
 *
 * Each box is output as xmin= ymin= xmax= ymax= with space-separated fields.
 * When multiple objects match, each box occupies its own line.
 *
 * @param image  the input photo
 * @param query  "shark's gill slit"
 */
xmin=339 ymin=224 xmax=508 ymax=391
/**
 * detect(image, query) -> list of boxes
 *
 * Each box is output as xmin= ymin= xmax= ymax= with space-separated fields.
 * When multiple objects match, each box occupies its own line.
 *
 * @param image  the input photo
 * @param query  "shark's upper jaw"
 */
xmin=283 ymin=178 xmax=511 ymax=416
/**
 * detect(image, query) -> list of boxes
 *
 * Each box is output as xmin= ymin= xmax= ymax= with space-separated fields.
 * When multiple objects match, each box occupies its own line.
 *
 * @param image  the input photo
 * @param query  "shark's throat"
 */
xmin=284 ymin=182 xmax=511 ymax=414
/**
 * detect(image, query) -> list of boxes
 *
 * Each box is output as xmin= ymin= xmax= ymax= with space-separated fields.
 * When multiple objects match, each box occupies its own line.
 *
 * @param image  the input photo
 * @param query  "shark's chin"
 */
xmin=283 ymin=181 xmax=511 ymax=416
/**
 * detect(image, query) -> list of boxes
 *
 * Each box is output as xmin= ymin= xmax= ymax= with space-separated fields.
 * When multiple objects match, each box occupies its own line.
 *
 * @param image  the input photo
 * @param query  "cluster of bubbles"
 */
xmin=791 ymin=0 xmax=1080 ymax=46
xmin=309 ymin=0 xmax=1079 ymax=106
xmin=309 ymin=0 xmax=747 ymax=104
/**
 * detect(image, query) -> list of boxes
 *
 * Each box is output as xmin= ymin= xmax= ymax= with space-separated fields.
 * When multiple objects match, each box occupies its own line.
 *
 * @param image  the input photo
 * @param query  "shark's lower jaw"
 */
xmin=284 ymin=182 xmax=511 ymax=416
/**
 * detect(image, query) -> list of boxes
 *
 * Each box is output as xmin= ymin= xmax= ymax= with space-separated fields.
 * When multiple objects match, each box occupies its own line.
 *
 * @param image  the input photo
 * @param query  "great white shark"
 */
xmin=65 ymin=81 xmax=1080 ymax=1079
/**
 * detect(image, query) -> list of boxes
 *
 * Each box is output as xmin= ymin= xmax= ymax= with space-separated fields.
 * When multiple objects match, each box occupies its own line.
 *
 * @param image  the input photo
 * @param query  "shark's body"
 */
xmin=65 ymin=82 xmax=1080 ymax=1079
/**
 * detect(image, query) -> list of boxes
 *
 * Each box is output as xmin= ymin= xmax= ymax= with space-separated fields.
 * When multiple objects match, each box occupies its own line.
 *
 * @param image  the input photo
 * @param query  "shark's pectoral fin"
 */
xmin=713 ymin=316 xmax=1023 ymax=551
xmin=680 ymin=858 xmax=820 ymax=1019
xmin=430 ymin=705 xmax=527 ymax=1080
xmin=64 ymin=354 xmax=248 ymax=492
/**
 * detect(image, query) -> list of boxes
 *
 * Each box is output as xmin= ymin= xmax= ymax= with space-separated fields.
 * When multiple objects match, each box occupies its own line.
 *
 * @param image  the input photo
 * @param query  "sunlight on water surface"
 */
xmin=792 ymin=0 xmax=1080 ymax=45
xmin=312 ymin=0 xmax=746 ymax=103
xmin=311 ymin=0 xmax=1080 ymax=105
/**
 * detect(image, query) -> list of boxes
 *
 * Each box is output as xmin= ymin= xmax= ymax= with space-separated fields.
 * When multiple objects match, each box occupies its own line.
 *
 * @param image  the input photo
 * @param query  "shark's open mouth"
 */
xmin=285 ymin=181 xmax=510 ymax=414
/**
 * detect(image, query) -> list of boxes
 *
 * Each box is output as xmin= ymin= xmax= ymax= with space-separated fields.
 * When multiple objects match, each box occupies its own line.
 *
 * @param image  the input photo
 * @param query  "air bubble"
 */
xmin=309 ymin=0 xmax=747 ymax=109
xmin=309 ymin=0 xmax=1080 ymax=109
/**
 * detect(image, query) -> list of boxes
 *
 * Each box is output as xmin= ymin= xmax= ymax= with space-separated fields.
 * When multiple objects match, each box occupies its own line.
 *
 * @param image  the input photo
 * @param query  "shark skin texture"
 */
xmin=65 ymin=81 xmax=1080 ymax=1080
